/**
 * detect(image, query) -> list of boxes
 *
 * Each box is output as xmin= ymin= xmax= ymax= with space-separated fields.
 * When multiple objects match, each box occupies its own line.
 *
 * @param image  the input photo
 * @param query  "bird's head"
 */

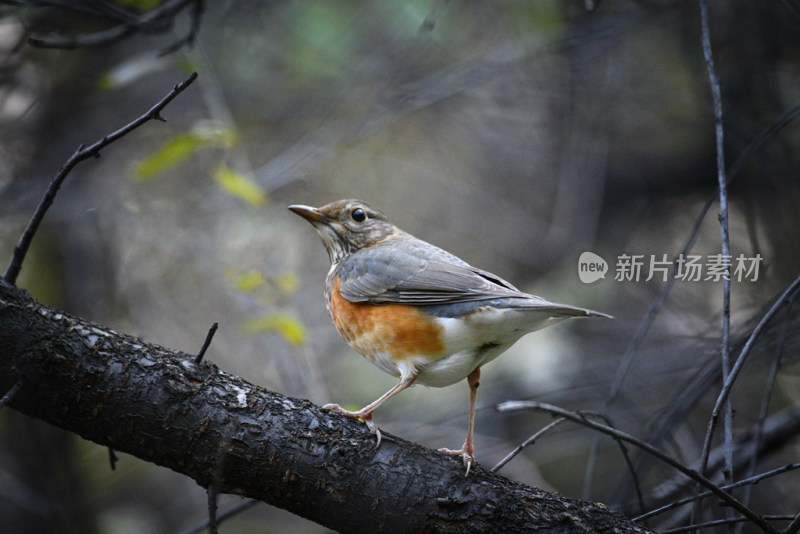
xmin=289 ymin=199 xmax=405 ymax=264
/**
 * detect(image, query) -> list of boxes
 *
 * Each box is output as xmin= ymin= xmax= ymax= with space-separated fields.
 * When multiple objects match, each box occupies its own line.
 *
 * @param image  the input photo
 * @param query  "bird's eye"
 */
xmin=351 ymin=208 xmax=367 ymax=222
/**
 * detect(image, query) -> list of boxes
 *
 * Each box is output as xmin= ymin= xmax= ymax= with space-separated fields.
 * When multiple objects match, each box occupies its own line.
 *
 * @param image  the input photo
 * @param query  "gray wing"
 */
xmin=336 ymin=237 xmax=608 ymax=318
xmin=337 ymin=237 xmax=519 ymax=303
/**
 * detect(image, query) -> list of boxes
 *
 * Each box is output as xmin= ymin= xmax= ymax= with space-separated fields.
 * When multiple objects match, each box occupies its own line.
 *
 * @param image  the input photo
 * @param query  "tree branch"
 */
xmin=0 ymin=281 xmax=652 ymax=533
xmin=25 ymin=0 xmax=203 ymax=52
xmin=2 ymin=71 xmax=198 ymax=285
xmin=698 ymin=0 xmax=734 ymax=488
xmin=496 ymin=401 xmax=779 ymax=534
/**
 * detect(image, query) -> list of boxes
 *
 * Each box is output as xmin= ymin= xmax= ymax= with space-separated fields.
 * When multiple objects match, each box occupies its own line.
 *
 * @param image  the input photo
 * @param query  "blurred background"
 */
xmin=2 ymin=1 xmax=800 ymax=532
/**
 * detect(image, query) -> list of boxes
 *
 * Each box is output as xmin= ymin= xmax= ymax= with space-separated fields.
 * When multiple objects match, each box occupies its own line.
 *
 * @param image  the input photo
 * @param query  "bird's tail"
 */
xmin=513 ymin=294 xmax=612 ymax=319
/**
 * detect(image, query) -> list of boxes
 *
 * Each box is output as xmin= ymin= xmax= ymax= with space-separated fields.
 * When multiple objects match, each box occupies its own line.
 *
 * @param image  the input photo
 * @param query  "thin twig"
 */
xmin=159 ymin=0 xmax=205 ymax=56
xmin=207 ymin=484 xmax=218 ymax=534
xmin=2 ymin=72 xmax=198 ymax=285
xmin=195 ymin=322 xmax=219 ymax=364
xmin=699 ymin=273 xmax=800 ymax=482
xmin=644 ymin=404 xmax=800 ymax=524
xmin=727 ymin=102 xmax=800 ymax=180
xmin=0 ymin=381 xmax=23 ymax=409
xmin=491 ymin=417 xmax=566 ymax=473
xmin=782 ymin=512 xmax=800 ymax=534
xmin=496 ymin=401 xmax=778 ymax=534
xmin=663 ymin=516 xmax=795 ymax=534
xmin=108 ymin=447 xmax=118 ymax=471
xmin=698 ymin=0 xmax=734 ymax=489
xmin=29 ymin=24 xmax=133 ymax=49
xmin=180 ymin=499 xmax=259 ymax=534
xmin=634 ymin=462 xmax=800 ymax=522
xmin=27 ymin=0 xmax=200 ymax=50
xmin=739 ymin=298 xmax=795 ymax=527
xmin=585 ymin=411 xmax=647 ymax=513
xmin=598 ymin=414 xmax=647 ymax=514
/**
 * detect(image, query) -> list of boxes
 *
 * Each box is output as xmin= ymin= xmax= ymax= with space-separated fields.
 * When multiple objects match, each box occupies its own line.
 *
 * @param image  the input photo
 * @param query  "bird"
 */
xmin=289 ymin=199 xmax=609 ymax=475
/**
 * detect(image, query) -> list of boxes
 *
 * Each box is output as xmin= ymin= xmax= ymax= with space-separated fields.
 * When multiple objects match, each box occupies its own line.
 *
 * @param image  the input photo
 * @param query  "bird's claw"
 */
xmin=438 ymin=447 xmax=475 ymax=477
xmin=322 ymin=402 xmax=343 ymax=412
xmin=322 ymin=403 xmax=382 ymax=449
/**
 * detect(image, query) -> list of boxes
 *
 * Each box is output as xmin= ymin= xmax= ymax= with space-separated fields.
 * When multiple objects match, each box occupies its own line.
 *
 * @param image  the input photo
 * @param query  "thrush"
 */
xmin=290 ymin=199 xmax=609 ymax=475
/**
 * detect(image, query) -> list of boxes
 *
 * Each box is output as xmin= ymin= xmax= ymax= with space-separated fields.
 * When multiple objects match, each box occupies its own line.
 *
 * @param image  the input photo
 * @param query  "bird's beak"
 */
xmin=288 ymin=204 xmax=328 ymax=225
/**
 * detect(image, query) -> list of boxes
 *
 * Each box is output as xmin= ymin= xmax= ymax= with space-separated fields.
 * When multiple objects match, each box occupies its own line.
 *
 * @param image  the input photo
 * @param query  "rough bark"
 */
xmin=0 ymin=280 xmax=652 ymax=533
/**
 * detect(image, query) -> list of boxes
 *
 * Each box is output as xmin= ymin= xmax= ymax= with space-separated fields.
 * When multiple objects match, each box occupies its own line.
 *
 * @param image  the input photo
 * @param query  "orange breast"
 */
xmin=328 ymin=276 xmax=445 ymax=361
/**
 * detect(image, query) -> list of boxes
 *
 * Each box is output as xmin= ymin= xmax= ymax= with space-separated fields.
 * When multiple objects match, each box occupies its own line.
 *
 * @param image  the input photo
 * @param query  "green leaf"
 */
xmin=134 ymin=132 xmax=207 ymax=181
xmin=231 ymin=270 xmax=265 ymax=293
xmin=133 ymin=125 xmax=239 ymax=181
xmin=273 ymin=273 xmax=298 ymax=294
xmin=243 ymin=313 xmax=307 ymax=346
xmin=213 ymin=165 xmax=267 ymax=206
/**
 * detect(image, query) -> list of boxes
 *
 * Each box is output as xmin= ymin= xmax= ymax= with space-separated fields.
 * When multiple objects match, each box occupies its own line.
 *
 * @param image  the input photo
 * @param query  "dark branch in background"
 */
xmin=783 ymin=512 xmax=800 ymax=534
xmin=491 ymin=416 xmax=566 ymax=473
xmin=419 ymin=0 xmax=449 ymax=33
xmin=158 ymin=0 xmax=205 ymax=56
xmin=700 ymin=273 xmax=800 ymax=471
xmin=0 ymin=283 xmax=653 ymax=534
xmin=22 ymin=0 xmax=204 ymax=53
xmin=634 ymin=462 xmax=800 ymax=523
xmin=206 ymin=484 xmax=218 ymax=534
xmin=108 ymin=447 xmax=118 ymax=471
xmin=0 ymin=380 xmax=23 ymax=409
xmin=604 ymin=102 xmax=800 ymax=517
xmin=641 ymin=405 xmax=800 ymax=528
xmin=741 ymin=298 xmax=796 ymax=512
xmin=2 ymin=71 xmax=198 ymax=286
xmin=603 ymin=100 xmax=800 ymax=409
xmin=495 ymin=401 xmax=779 ymax=534
xmin=0 ymin=71 xmax=199 ymax=477
xmin=662 ymin=516 xmax=796 ymax=534
xmin=584 ymin=99 xmax=800 ymax=505
xmin=181 ymin=499 xmax=259 ymax=534
xmin=698 ymin=0 xmax=734 ymax=497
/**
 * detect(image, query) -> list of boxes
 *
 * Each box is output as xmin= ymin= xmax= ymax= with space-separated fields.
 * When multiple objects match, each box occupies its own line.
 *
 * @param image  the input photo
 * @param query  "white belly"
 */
xmin=370 ymin=306 xmax=567 ymax=388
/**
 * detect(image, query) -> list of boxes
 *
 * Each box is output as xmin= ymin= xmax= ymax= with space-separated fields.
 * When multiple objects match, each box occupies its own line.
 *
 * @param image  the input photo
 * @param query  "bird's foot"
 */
xmin=438 ymin=446 xmax=475 ymax=477
xmin=322 ymin=403 xmax=382 ymax=449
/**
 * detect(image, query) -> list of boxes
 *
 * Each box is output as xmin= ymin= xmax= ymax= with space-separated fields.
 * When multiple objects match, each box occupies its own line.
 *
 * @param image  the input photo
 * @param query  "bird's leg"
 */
xmin=439 ymin=366 xmax=480 ymax=476
xmin=323 ymin=374 xmax=417 ymax=448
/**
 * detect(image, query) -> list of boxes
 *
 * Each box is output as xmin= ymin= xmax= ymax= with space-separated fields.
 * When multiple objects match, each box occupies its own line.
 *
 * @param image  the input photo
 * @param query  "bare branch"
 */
xmin=698 ymin=0 xmax=734 ymax=489
xmin=699 ymin=273 xmax=800 ymax=484
xmin=25 ymin=0 xmax=203 ymax=52
xmin=206 ymin=484 xmax=218 ymax=534
xmin=180 ymin=499 xmax=259 ymax=534
xmin=782 ymin=512 xmax=800 ymax=534
xmin=642 ymin=405 xmax=800 ymax=524
xmin=496 ymin=401 xmax=778 ymax=533
xmin=195 ymin=322 xmax=219 ymax=364
xmin=741 ymin=299 xmax=795 ymax=509
xmin=663 ymin=516 xmax=795 ymax=534
xmin=0 ymin=380 xmax=23 ymax=409
xmin=491 ymin=416 xmax=566 ymax=473
xmin=634 ymin=462 xmax=800 ymax=522
xmin=2 ymin=71 xmax=198 ymax=285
